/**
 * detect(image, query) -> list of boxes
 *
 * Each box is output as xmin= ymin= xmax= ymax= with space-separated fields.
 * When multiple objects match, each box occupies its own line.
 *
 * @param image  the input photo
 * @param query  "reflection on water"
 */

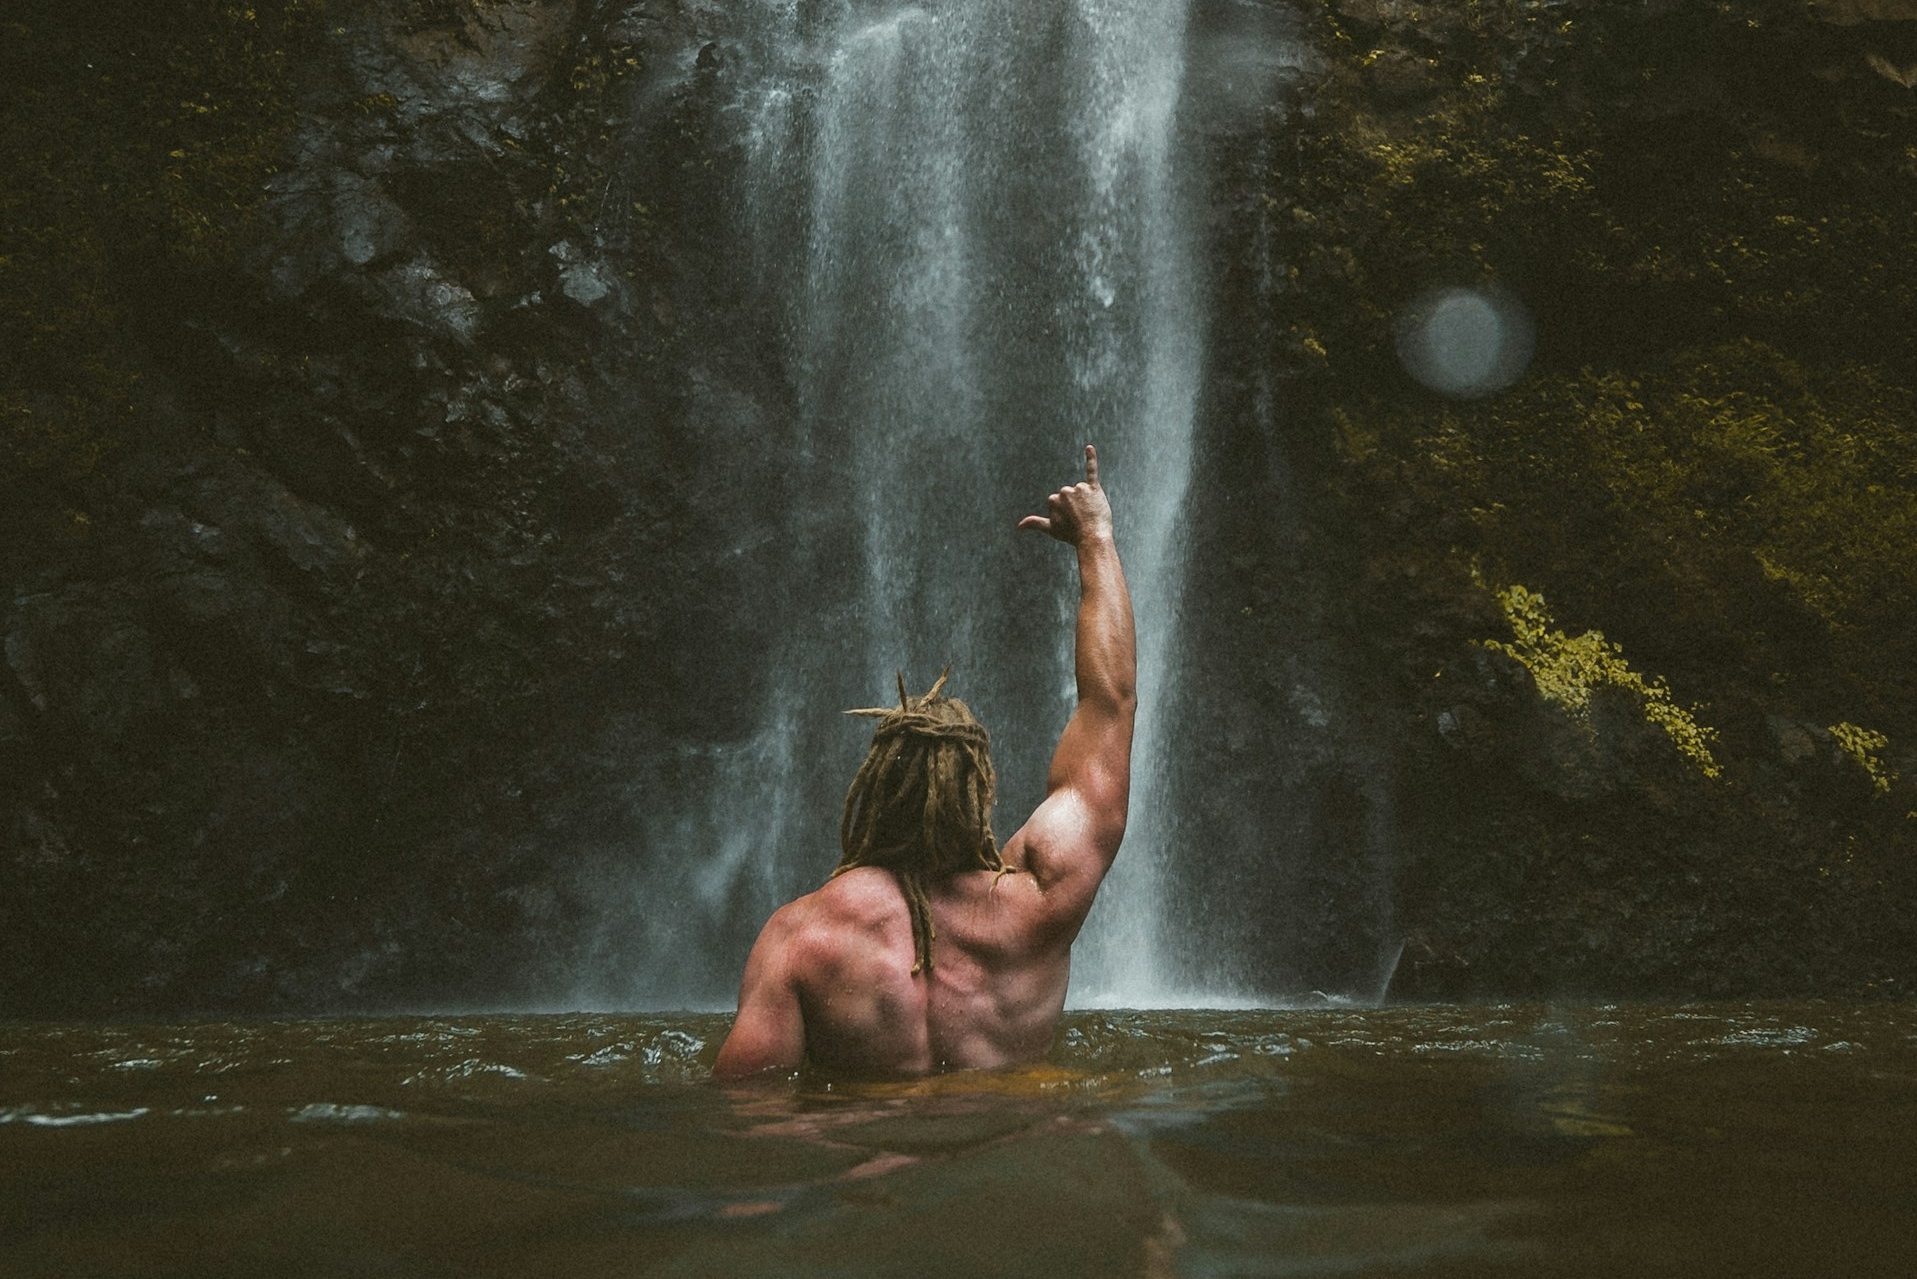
xmin=3 ymin=1004 xmax=1914 ymax=1276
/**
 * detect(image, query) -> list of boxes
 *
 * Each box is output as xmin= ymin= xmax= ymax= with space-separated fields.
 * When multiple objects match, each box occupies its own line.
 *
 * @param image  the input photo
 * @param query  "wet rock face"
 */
xmin=3 ymin=0 xmax=1913 ymax=1012
xmin=1206 ymin=0 xmax=1917 ymax=1000
xmin=0 ymin=0 xmax=743 ymax=1014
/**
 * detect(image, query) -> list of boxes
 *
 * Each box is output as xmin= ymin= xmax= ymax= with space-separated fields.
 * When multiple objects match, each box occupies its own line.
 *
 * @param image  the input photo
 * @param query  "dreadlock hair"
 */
xmin=836 ymin=668 xmax=1005 ymax=975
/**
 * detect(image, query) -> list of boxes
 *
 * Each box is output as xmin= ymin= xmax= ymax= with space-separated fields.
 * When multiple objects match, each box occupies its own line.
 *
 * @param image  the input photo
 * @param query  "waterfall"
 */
xmin=588 ymin=0 xmax=1218 ymax=1009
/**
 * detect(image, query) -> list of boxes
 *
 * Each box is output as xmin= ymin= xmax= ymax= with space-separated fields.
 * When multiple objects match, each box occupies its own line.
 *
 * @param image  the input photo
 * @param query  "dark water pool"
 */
xmin=4 ymin=1003 xmax=1914 ymax=1276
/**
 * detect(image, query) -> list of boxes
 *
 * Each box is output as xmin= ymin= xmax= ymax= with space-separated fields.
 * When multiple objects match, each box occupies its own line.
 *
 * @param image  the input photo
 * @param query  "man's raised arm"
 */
xmin=1009 ymin=445 xmax=1137 ymax=922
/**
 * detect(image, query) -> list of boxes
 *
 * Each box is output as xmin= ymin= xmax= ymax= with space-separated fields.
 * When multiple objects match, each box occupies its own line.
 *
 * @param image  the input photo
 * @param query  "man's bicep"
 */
xmin=1012 ymin=780 xmax=1124 ymax=913
xmin=1016 ymin=699 xmax=1132 ymax=923
xmin=1043 ymin=701 xmax=1132 ymax=836
xmin=713 ymin=923 xmax=806 ymax=1079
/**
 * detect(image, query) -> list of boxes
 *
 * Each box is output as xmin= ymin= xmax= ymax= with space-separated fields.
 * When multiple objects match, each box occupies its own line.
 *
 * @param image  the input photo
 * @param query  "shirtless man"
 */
xmin=714 ymin=445 xmax=1136 ymax=1078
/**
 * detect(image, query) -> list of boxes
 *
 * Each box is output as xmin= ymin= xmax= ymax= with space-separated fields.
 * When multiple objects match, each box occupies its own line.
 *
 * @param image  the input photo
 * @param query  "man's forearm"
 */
xmin=1075 ymin=532 xmax=1137 ymax=710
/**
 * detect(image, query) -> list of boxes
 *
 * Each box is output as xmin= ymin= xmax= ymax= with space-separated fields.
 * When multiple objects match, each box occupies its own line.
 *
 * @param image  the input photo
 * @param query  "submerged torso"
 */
xmin=787 ymin=866 xmax=1072 ymax=1077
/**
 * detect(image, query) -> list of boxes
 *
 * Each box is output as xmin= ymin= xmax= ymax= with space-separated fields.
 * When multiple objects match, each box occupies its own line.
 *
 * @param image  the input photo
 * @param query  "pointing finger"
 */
xmin=1084 ymin=444 xmax=1099 ymax=487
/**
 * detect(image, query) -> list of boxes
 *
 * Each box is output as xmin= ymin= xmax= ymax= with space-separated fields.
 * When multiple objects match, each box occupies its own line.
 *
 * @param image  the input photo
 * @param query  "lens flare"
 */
xmin=1396 ymin=285 xmax=1534 ymax=398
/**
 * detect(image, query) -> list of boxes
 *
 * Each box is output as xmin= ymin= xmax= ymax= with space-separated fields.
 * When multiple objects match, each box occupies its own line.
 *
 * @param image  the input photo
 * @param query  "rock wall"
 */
xmin=2 ymin=0 xmax=1913 ymax=1013
xmin=1199 ymin=0 xmax=1917 ymax=997
xmin=1 ymin=0 xmax=744 ymax=1012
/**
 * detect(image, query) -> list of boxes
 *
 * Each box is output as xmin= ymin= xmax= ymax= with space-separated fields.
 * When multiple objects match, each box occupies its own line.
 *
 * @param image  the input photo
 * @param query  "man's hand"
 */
xmin=1018 ymin=445 xmax=1113 ymax=546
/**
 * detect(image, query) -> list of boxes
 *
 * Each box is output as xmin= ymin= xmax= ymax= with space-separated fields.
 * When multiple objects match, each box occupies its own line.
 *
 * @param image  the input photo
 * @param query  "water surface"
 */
xmin=4 ymin=1003 xmax=1913 ymax=1276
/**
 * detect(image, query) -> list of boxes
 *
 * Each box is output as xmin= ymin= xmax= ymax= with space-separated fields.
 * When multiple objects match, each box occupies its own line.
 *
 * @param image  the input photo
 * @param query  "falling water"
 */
xmin=562 ymin=0 xmax=1393 ymax=1011
xmin=615 ymin=0 xmax=1203 ymax=1008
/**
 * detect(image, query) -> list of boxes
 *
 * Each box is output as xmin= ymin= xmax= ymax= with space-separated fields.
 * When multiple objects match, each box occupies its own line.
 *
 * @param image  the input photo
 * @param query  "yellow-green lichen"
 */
xmin=1336 ymin=338 xmax=1917 ymax=743
xmin=1483 ymin=583 xmax=1722 ymax=778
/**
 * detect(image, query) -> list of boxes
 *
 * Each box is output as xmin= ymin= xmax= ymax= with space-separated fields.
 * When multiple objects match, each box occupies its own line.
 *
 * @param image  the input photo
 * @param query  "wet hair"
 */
xmin=835 ymin=669 xmax=1005 ymax=974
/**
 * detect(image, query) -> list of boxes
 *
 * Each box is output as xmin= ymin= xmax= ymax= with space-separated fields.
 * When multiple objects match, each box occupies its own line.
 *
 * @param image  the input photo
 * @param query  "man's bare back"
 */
xmin=715 ymin=446 xmax=1136 ymax=1078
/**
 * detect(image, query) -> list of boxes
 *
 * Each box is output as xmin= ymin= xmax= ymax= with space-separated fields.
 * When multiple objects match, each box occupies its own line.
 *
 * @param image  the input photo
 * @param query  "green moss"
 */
xmin=1482 ymin=581 xmax=1723 ymax=778
xmin=1337 ymin=337 xmax=1917 ymax=742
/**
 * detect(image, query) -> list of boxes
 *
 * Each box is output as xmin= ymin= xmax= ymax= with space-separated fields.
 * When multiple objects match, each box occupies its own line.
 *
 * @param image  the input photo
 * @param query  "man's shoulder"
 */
xmin=803 ymin=868 xmax=903 ymax=927
xmin=758 ymin=872 xmax=912 ymax=994
xmin=760 ymin=870 xmax=899 ymax=942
